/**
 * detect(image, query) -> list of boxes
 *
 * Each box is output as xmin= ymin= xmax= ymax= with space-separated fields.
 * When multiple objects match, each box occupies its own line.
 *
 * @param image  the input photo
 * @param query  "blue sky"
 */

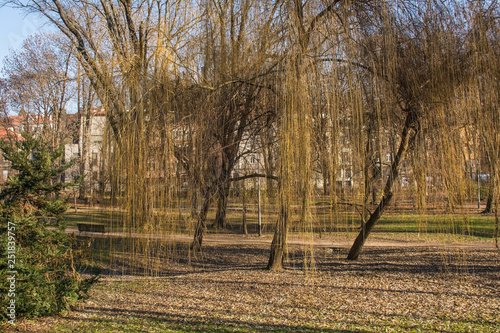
xmin=0 ymin=5 xmax=49 ymax=75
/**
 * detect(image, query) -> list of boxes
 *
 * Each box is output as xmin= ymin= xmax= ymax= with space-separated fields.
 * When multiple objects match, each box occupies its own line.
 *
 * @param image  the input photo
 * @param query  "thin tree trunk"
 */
xmin=79 ymin=108 xmax=91 ymax=199
xmin=323 ymin=170 xmax=329 ymax=196
xmin=264 ymin=142 xmax=275 ymax=198
xmin=363 ymin=138 xmax=372 ymax=208
xmin=495 ymin=190 xmax=499 ymax=250
xmin=347 ymin=113 xmax=417 ymax=260
xmin=242 ymin=184 xmax=248 ymax=235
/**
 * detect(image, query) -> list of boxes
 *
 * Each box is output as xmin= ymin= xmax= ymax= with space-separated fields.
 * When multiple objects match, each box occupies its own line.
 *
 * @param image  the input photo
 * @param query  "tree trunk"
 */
xmin=495 ymin=193 xmax=499 ymax=250
xmin=267 ymin=205 xmax=288 ymax=270
xmin=191 ymin=190 xmax=212 ymax=252
xmin=482 ymin=177 xmax=495 ymax=214
xmin=494 ymin=176 xmax=499 ymax=250
xmin=78 ymin=107 xmax=91 ymax=199
xmin=483 ymin=191 xmax=494 ymax=214
xmin=268 ymin=163 xmax=289 ymax=269
xmin=264 ymin=123 xmax=276 ymax=198
xmin=191 ymin=189 xmax=198 ymax=218
xmin=242 ymin=185 xmax=248 ymax=235
xmin=323 ymin=170 xmax=329 ymax=196
xmin=214 ymin=181 xmax=230 ymax=229
xmin=347 ymin=113 xmax=417 ymax=260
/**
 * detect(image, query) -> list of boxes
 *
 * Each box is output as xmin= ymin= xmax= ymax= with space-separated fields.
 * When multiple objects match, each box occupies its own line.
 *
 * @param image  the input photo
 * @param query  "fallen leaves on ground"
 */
xmin=8 ymin=241 xmax=500 ymax=332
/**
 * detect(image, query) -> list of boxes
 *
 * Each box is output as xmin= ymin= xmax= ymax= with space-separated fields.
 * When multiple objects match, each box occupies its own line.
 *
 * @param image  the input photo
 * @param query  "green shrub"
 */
xmin=0 ymin=135 xmax=97 ymax=322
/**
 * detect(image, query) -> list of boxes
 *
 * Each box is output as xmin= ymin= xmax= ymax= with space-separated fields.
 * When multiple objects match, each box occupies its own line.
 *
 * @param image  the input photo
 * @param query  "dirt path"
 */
xmin=68 ymin=226 xmax=497 ymax=250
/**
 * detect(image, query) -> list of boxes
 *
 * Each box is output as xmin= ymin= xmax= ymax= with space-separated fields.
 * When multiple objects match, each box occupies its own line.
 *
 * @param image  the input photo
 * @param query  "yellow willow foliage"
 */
xmin=272 ymin=54 xmax=314 ymax=269
xmin=66 ymin=0 xmax=500 ymax=273
xmin=98 ymin=77 xmax=184 ymax=276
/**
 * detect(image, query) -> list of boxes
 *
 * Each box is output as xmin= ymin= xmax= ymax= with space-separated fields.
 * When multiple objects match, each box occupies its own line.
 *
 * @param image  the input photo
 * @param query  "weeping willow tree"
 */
xmin=463 ymin=1 xmax=500 ymax=244
xmin=4 ymin=0 xmax=498 ymax=274
xmin=188 ymin=0 xmax=282 ymax=250
xmin=344 ymin=0 xmax=470 ymax=260
xmin=266 ymin=0 xmax=487 ymax=262
xmin=268 ymin=0 xmax=348 ymax=270
xmin=2 ymin=0 xmax=201 ymax=274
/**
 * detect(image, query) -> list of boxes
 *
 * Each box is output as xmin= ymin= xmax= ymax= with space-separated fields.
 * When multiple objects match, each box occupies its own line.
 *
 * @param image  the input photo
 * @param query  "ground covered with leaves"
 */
xmin=6 ymin=237 xmax=500 ymax=332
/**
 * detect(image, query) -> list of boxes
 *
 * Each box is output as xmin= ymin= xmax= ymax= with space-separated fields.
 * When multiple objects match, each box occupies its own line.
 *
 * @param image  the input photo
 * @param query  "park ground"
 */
xmin=5 ymin=228 xmax=500 ymax=333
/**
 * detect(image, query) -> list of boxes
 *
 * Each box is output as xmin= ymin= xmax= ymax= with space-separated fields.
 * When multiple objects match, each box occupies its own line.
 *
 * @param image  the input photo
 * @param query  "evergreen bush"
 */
xmin=0 ymin=134 xmax=97 ymax=322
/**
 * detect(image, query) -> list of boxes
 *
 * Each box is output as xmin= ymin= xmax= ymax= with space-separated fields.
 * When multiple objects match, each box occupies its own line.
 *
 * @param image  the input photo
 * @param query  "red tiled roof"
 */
xmin=0 ymin=114 xmax=52 ymax=141
xmin=91 ymin=107 xmax=106 ymax=116
xmin=0 ymin=127 xmax=22 ymax=141
xmin=0 ymin=109 xmax=105 ymax=141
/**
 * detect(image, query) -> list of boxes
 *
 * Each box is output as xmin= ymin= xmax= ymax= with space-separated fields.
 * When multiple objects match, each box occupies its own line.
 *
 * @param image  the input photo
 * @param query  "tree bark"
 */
xmin=482 ymin=177 xmax=495 ymax=214
xmin=78 ymin=104 xmax=92 ymax=199
xmin=347 ymin=112 xmax=418 ymax=260
xmin=214 ymin=181 xmax=230 ymax=229
xmin=191 ymin=190 xmax=212 ymax=252
xmin=495 ymin=180 xmax=499 ymax=250
xmin=241 ymin=184 xmax=248 ymax=235
xmin=267 ymin=204 xmax=288 ymax=270
xmin=190 ymin=190 xmax=198 ymax=218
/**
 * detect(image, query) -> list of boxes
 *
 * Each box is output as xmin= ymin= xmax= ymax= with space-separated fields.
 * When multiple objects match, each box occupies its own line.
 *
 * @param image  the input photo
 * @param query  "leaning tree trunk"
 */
xmin=214 ymin=148 xmax=239 ymax=229
xmin=347 ymin=112 xmax=418 ymax=260
xmin=191 ymin=189 xmax=198 ymax=218
xmin=191 ymin=189 xmax=212 ymax=251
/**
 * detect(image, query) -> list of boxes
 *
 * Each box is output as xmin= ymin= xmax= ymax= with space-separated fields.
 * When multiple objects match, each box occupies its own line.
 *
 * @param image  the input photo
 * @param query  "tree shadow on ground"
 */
xmin=88 ymin=238 xmax=500 ymax=287
xmin=61 ymin=306 xmax=369 ymax=333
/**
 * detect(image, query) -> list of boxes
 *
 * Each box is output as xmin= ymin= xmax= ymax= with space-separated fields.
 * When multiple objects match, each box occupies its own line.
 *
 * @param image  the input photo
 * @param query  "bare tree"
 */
xmin=2 ymin=33 xmax=74 ymax=147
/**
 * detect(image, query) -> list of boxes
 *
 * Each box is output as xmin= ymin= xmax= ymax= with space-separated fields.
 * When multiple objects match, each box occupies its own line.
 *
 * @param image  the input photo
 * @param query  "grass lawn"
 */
xmin=375 ymin=214 xmax=496 ymax=239
xmin=63 ymin=207 xmax=498 ymax=241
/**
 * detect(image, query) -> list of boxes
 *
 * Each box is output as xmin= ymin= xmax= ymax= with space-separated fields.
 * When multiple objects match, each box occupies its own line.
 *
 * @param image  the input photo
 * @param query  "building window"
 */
xmin=341 ymin=152 xmax=350 ymax=165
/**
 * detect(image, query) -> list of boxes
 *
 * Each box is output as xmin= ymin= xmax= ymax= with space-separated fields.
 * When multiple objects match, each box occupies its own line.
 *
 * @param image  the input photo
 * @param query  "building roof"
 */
xmin=0 ymin=113 xmax=53 ymax=141
xmin=0 ymin=127 xmax=22 ymax=141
